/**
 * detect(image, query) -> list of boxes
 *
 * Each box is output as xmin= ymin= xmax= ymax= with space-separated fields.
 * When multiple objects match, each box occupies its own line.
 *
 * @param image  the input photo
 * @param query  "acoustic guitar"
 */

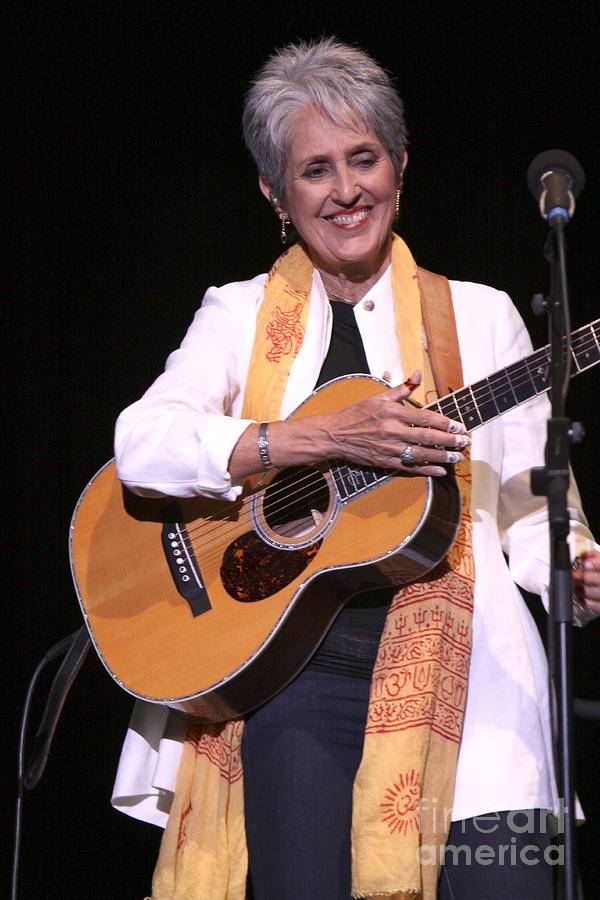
xmin=70 ymin=319 xmax=599 ymax=721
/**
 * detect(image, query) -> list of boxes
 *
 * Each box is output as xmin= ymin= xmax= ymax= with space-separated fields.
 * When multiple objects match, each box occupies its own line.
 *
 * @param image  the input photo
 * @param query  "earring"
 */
xmin=279 ymin=211 xmax=289 ymax=244
xmin=269 ymin=195 xmax=289 ymax=244
xmin=394 ymin=187 xmax=402 ymax=220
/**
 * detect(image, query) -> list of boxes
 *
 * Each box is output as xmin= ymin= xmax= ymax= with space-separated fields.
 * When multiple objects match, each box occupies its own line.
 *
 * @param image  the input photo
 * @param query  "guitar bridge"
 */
xmin=161 ymin=507 xmax=211 ymax=617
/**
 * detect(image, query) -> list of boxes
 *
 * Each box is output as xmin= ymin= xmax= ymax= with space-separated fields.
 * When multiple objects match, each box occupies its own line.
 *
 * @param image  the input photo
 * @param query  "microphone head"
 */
xmin=527 ymin=149 xmax=585 ymax=200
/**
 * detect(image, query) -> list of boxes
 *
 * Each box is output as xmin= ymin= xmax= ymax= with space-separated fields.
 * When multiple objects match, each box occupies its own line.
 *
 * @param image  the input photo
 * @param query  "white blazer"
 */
xmin=112 ymin=267 xmax=597 ymax=826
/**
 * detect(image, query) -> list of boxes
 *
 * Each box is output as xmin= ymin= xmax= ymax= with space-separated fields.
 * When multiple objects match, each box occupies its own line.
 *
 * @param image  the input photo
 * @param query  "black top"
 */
xmin=306 ymin=301 xmax=394 ymax=680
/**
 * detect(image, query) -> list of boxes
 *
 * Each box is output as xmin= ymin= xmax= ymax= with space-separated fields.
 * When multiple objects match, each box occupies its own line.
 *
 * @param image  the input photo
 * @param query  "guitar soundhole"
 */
xmin=262 ymin=466 xmax=331 ymax=539
xmin=220 ymin=467 xmax=330 ymax=603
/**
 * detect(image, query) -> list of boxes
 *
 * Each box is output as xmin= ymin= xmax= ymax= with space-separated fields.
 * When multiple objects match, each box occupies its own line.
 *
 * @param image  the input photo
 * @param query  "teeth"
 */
xmin=328 ymin=209 xmax=369 ymax=225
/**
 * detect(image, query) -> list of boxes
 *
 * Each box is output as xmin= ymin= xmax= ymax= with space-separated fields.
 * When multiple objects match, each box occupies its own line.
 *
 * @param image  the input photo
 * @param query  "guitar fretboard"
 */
xmin=330 ymin=461 xmax=389 ymax=501
xmin=431 ymin=319 xmax=599 ymax=428
xmin=329 ymin=319 xmax=599 ymax=503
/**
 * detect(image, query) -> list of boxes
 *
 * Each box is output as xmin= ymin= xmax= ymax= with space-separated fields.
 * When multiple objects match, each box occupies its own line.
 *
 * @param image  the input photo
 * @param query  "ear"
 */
xmin=259 ymin=175 xmax=276 ymax=206
xmin=400 ymin=150 xmax=408 ymax=178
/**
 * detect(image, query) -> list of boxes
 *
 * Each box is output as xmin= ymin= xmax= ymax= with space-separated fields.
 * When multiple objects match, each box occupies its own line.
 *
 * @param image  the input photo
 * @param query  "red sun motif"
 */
xmin=380 ymin=769 xmax=421 ymax=835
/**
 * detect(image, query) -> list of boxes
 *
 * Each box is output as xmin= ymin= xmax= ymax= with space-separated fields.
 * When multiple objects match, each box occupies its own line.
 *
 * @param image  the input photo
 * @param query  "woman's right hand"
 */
xmin=313 ymin=374 xmax=469 ymax=477
xmin=229 ymin=373 xmax=469 ymax=483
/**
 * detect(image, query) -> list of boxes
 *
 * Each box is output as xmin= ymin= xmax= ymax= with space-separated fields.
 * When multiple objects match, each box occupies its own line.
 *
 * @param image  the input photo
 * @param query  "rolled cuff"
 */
xmin=111 ymin=702 xmax=185 ymax=828
xmin=116 ymin=413 xmax=255 ymax=500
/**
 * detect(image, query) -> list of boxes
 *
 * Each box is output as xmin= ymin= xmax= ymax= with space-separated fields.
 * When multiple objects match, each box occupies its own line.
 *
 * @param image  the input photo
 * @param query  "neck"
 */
xmin=317 ymin=263 xmax=389 ymax=305
xmin=309 ymin=239 xmax=393 ymax=305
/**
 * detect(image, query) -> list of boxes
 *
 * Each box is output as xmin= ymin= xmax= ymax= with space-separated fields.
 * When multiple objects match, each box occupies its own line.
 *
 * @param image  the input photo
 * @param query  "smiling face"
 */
xmin=261 ymin=105 xmax=404 ymax=280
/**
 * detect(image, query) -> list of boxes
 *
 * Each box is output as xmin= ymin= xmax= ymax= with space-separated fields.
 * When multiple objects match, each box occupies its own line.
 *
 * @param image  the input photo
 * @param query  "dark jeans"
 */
xmin=440 ymin=811 xmax=554 ymax=899
xmin=242 ymin=669 xmax=554 ymax=899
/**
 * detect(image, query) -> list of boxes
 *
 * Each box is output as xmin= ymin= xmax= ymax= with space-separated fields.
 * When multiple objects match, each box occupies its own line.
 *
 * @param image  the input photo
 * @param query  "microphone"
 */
xmin=527 ymin=149 xmax=585 ymax=225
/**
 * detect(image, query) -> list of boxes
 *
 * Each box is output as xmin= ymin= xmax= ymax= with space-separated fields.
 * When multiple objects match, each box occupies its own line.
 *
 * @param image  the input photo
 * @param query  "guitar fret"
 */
xmin=331 ymin=462 xmax=351 ymax=500
xmin=488 ymin=370 xmax=517 ymax=412
xmin=330 ymin=461 xmax=388 ymax=502
xmin=439 ymin=393 xmax=464 ymax=425
xmin=528 ymin=349 xmax=550 ymax=393
xmin=455 ymin=387 xmax=482 ymax=429
xmin=573 ymin=323 xmax=600 ymax=370
xmin=331 ymin=323 xmax=599 ymax=502
xmin=351 ymin=469 xmax=368 ymax=491
xmin=508 ymin=358 xmax=538 ymax=403
xmin=570 ymin=345 xmax=581 ymax=372
xmin=469 ymin=381 xmax=497 ymax=423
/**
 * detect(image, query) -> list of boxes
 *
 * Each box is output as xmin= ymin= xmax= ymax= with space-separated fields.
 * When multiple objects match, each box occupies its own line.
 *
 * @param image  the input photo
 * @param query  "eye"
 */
xmin=303 ymin=164 xmax=329 ymax=179
xmin=354 ymin=154 xmax=379 ymax=168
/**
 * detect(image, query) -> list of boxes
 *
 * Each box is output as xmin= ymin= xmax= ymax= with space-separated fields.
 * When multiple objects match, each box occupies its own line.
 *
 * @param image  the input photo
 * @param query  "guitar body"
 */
xmin=69 ymin=320 xmax=599 ymax=720
xmin=70 ymin=375 xmax=461 ymax=721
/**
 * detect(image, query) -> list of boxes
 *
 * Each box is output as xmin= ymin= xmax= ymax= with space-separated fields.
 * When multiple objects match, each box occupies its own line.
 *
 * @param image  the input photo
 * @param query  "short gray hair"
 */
xmin=242 ymin=37 xmax=407 ymax=201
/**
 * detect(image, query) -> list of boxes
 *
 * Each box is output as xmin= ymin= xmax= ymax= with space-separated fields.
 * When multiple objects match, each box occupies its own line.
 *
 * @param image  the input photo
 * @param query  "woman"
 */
xmin=112 ymin=38 xmax=599 ymax=900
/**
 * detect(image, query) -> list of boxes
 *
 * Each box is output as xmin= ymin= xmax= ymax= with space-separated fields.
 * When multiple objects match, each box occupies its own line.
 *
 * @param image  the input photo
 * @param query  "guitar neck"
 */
xmin=428 ymin=319 xmax=599 ymax=432
xmin=327 ymin=319 xmax=599 ymax=503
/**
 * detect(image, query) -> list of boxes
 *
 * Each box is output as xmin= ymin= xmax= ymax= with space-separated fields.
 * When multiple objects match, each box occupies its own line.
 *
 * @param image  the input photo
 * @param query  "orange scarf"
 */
xmin=149 ymin=237 xmax=474 ymax=900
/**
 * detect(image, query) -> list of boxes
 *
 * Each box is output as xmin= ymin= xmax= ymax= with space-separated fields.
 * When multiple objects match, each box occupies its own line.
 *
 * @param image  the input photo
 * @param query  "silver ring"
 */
xmin=399 ymin=444 xmax=416 ymax=465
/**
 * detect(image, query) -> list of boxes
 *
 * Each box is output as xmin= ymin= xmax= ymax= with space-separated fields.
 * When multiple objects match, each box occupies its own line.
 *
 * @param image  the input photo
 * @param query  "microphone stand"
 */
xmin=530 ymin=217 xmax=581 ymax=900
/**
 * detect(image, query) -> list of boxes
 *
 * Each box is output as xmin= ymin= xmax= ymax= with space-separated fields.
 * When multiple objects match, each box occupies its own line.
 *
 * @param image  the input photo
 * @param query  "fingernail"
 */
xmin=455 ymin=435 xmax=471 ymax=448
xmin=448 ymin=421 xmax=466 ymax=434
xmin=447 ymin=452 xmax=465 ymax=464
xmin=430 ymin=467 xmax=447 ymax=477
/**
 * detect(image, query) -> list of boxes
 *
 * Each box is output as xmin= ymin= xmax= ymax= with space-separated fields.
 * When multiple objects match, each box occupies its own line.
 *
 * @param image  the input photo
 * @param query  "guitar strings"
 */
xmin=186 ymin=320 xmax=599 ymax=541
xmin=434 ymin=325 xmax=598 ymax=423
xmin=172 ymin=323 xmax=599 ymax=570
xmin=184 ymin=465 xmax=338 ymax=548
xmin=178 ymin=324 xmax=600 ymax=567
xmin=174 ymin=468 xmax=338 ymax=575
xmin=187 ymin=323 xmax=598 ymax=537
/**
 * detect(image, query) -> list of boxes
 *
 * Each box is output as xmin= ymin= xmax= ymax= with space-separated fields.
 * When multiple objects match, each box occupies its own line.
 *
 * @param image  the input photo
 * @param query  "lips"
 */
xmin=325 ymin=207 xmax=371 ymax=228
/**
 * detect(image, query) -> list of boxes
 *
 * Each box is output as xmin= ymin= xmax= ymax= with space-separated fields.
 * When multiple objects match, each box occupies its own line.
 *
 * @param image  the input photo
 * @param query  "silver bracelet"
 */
xmin=257 ymin=421 xmax=274 ymax=470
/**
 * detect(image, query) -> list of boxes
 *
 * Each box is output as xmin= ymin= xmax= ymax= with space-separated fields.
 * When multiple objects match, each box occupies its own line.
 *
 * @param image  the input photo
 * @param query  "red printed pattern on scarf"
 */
xmin=265 ymin=296 xmax=305 ymax=362
xmin=177 ymin=801 xmax=193 ymax=850
xmin=366 ymin=567 xmax=473 ymax=742
xmin=186 ymin=720 xmax=244 ymax=784
xmin=380 ymin=769 xmax=421 ymax=835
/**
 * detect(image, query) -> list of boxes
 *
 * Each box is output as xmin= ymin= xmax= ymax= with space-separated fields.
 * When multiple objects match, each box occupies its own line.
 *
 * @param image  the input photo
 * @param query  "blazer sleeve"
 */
xmin=115 ymin=278 xmax=264 ymax=500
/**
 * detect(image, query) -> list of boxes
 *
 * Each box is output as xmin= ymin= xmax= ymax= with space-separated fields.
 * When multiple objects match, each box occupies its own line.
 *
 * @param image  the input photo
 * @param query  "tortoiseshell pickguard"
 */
xmin=221 ymin=531 xmax=322 ymax=602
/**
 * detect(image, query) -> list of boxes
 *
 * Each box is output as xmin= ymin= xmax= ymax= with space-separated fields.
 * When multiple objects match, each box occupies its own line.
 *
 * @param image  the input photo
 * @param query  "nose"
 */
xmin=331 ymin=163 xmax=361 ymax=206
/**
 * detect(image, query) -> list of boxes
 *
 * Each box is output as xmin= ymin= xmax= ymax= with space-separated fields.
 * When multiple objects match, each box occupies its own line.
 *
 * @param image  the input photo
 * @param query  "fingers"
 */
xmin=573 ymin=550 xmax=600 ymax=615
xmin=393 ymin=440 xmax=465 ymax=473
xmin=375 ymin=403 xmax=471 ymax=455
xmin=394 ymin=424 xmax=470 ymax=449
xmin=383 ymin=373 xmax=422 ymax=404
xmin=382 ymin=376 xmax=467 ymax=437
xmin=581 ymin=550 xmax=600 ymax=609
xmin=324 ymin=377 xmax=471 ymax=476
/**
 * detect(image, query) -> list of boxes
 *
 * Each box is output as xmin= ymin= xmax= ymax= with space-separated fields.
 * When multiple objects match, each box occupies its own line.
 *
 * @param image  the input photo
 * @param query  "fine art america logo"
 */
xmin=416 ymin=803 xmax=566 ymax=866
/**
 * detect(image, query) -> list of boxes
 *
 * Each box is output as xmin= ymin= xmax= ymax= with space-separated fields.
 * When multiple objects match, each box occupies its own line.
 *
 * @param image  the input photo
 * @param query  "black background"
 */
xmin=5 ymin=1 xmax=599 ymax=897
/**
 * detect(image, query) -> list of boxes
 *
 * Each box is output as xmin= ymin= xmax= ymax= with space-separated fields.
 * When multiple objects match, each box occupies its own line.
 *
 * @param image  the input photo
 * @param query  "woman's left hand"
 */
xmin=573 ymin=549 xmax=600 ymax=616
